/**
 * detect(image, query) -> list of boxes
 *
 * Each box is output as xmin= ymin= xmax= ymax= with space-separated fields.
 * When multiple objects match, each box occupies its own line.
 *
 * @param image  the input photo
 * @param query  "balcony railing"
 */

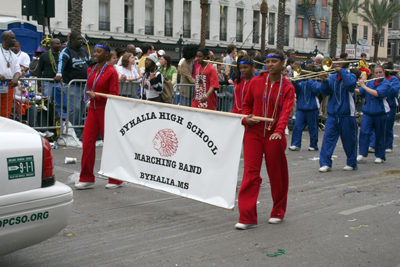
xmin=220 ymin=32 xmax=227 ymax=41
xmin=206 ymin=30 xmax=210 ymax=39
xmin=165 ymin=25 xmax=173 ymax=36
xmin=125 ymin=18 xmax=133 ymax=33
xmin=183 ymin=29 xmax=191 ymax=38
xmin=236 ymin=33 xmax=243 ymax=42
xmin=99 ymin=20 xmax=110 ymax=31
xmin=253 ymin=33 xmax=259 ymax=44
xmin=145 ymin=26 xmax=154 ymax=35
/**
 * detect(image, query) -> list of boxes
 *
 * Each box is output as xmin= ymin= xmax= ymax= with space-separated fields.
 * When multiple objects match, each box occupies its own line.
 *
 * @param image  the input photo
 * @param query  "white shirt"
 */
xmin=16 ymin=51 xmax=30 ymax=68
xmin=117 ymin=65 xmax=140 ymax=80
xmin=178 ymin=58 xmax=185 ymax=66
xmin=0 ymin=45 xmax=21 ymax=79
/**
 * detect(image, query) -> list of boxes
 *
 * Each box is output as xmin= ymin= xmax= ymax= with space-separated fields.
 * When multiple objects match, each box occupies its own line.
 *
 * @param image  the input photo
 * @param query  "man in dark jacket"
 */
xmin=54 ymin=32 xmax=90 ymax=133
xmin=37 ymin=39 xmax=61 ymax=98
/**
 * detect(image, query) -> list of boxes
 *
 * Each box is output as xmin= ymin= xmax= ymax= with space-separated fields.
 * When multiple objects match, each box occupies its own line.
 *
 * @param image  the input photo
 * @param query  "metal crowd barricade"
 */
xmin=119 ymin=80 xmax=140 ymax=98
xmin=0 ymin=77 xmax=67 ymax=134
xmin=217 ymin=85 xmax=234 ymax=112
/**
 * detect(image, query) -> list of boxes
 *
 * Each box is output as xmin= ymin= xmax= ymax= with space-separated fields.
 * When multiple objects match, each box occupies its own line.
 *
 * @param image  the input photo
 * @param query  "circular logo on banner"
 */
xmin=153 ymin=129 xmax=178 ymax=157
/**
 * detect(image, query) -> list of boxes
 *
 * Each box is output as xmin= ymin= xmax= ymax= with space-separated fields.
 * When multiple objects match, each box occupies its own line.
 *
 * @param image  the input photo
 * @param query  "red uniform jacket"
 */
xmin=242 ymin=73 xmax=295 ymax=137
xmin=87 ymin=64 xmax=119 ymax=109
xmin=231 ymin=77 xmax=253 ymax=114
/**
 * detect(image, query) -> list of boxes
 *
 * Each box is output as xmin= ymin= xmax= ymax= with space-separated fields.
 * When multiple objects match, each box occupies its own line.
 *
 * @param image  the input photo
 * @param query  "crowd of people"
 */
xmin=1 ymin=30 xmax=399 ymax=230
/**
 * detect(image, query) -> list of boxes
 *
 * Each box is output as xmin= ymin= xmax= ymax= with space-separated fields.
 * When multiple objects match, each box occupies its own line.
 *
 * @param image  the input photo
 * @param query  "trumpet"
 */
xmin=203 ymin=60 xmax=235 ymax=67
xmin=359 ymin=76 xmax=385 ymax=83
xmin=322 ymin=57 xmax=359 ymax=71
xmin=385 ymin=69 xmax=400 ymax=72
xmin=293 ymin=65 xmax=314 ymax=78
xmin=290 ymin=70 xmax=335 ymax=81
xmin=235 ymin=50 xmax=245 ymax=62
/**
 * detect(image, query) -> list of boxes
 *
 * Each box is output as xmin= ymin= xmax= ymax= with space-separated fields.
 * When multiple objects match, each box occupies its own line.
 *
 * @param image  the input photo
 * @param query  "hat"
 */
xmin=197 ymin=47 xmax=209 ymax=56
xmin=147 ymin=53 xmax=159 ymax=64
xmin=315 ymin=54 xmax=324 ymax=60
xmin=158 ymin=50 xmax=165 ymax=56
xmin=34 ymin=46 xmax=49 ymax=53
xmin=115 ymin=47 xmax=126 ymax=56
xmin=136 ymin=47 xmax=142 ymax=54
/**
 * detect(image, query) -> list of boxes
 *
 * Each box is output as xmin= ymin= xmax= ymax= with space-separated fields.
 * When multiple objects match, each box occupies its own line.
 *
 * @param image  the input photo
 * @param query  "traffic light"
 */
xmin=22 ymin=0 xmax=55 ymax=24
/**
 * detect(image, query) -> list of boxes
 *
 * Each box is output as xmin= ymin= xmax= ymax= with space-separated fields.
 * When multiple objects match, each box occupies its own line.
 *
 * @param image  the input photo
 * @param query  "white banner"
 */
xmin=99 ymin=97 xmax=245 ymax=210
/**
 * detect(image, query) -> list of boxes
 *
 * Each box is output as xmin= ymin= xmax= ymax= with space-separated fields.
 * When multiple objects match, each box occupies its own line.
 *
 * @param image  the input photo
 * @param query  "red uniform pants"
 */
xmin=79 ymin=108 xmax=122 ymax=185
xmin=238 ymin=130 xmax=289 ymax=224
xmin=1 ymin=84 xmax=14 ymax=118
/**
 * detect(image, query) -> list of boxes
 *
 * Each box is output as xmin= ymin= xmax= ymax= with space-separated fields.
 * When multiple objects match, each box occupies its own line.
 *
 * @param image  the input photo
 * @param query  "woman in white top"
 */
xmin=117 ymin=53 xmax=142 ymax=82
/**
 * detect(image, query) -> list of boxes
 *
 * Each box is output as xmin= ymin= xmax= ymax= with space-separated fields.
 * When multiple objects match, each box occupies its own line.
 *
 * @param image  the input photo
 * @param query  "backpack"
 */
xmin=161 ymin=77 xmax=174 ymax=103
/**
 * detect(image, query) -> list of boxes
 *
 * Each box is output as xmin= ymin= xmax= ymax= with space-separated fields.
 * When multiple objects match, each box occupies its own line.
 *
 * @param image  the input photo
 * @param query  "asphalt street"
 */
xmin=1 ymin=124 xmax=400 ymax=267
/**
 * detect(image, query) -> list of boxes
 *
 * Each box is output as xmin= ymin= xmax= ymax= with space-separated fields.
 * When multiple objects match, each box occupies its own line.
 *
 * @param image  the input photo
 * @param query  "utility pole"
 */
xmin=260 ymin=0 xmax=269 ymax=56
xmin=200 ymin=0 xmax=208 ymax=48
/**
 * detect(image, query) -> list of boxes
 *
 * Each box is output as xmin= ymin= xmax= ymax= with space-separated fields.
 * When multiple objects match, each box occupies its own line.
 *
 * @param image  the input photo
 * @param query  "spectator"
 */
xmin=55 ymin=32 xmax=91 ymax=136
xmin=117 ymin=44 xmax=136 ymax=66
xmin=209 ymin=50 xmax=215 ymax=61
xmin=340 ymin=52 xmax=348 ymax=60
xmin=108 ymin=51 xmax=118 ymax=67
xmin=0 ymin=31 xmax=20 ymax=118
xmin=117 ymin=53 xmax=141 ymax=82
xmin=315 ymin=54 xmax=324 ymax=65
xmin=223 ymin=44 xmax=237 ymax=73
xmin=115 ymin=47 xmax=126 ymax=62
xmin=179 ymin=44 xmax=198 ymax=106
xmin=159 ymin=54 xmax=177 ymax=85
xmin=29 ymin=46 xmax=48 ymax=78
xmin=135 ymin=47 xmax=142 ymax=69
xmin=12 ymin=40 xmax=30 ymax=73
xmin=253 ymin=55 xmax=264 ymax=76
xmin=138 ymin=43 xmax=154 ymax=75
xmin=37 ymin=38 xmax=62 ymax=98
xmin=249 ymin=50 xmax=260 ymax=58
xmin=142 ymin=52 xmax=164 ymax=102
xmin=192 ymin=47 xmax=219 ymax=110
xmin=286 ymin=57 xmax=296 ymax=78
xmin=215 ymin=57 xmax=231 ymax=112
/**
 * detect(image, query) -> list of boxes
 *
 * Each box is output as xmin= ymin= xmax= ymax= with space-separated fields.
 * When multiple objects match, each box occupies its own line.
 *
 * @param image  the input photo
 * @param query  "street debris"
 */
xmin=348 ymin=219 xmax=357 ymax=222
xmin=350 ymin=225 xmax=369 ymax=230
xmin=266 ymin=249 xmax=286 ymax=257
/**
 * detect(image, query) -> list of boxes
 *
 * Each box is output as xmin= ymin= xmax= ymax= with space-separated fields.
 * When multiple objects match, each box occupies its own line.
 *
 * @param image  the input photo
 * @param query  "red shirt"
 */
xmin=242 ymin=73 xmax=295 ymax=137
xmin=231 ymin=77 xmax=253 ymax=114
xmin=86 ymin=64 xmax=119 ymax=109
xmin=191 ymin=63 xmax=219 ymax=110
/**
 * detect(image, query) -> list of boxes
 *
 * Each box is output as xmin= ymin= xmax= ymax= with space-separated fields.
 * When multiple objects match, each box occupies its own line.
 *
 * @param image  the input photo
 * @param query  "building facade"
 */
xmin=2 ymin=0 xmax=297 ymax=62
xmin=294 ymin=0 xmax=330 ymax=55
xmin=388 ymin=0 xmax=400 ymax=63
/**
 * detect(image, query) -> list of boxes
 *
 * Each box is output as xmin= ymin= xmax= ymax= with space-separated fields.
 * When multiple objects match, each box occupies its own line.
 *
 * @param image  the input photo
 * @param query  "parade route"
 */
xmin=1 ymin=126 xmax=400 ymax=267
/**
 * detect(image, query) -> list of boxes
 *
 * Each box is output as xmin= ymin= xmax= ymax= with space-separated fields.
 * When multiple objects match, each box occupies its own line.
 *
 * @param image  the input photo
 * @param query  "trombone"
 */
xmin=322 ymin=57 xmax=359 ymax=71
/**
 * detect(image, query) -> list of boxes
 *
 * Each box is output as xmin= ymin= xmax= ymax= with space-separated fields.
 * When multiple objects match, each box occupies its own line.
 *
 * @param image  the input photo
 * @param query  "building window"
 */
xmin=309 ymin=20 xmax=314 ymax=38
xmin=145 ymin=0 xmax=154 ymax=35
xmin=284 ymin=15 xmax=289 ymax=46
xmin=205 ymin=4 xmax=210 ymax=39
xmin=124 ymin=0 xmax=134 ymax=33
xmin=220 ymin=5 xmax=227 ymax=41
xmin=351 ymin=25 xmax=357 ymax=44
xmin=363 ymin=2 xmax=369 ymax=21
xmin=268 ymin=13 xmax=275 ymax=45
xmin=68 ymin=0 xmax=72 ymax=28
xmin=253 ymin=11 xmax=260 ymax=44
xmin=388 ymin=42 xmax=393 ymax=55
xmin=165 ymin=0 xmax=173 ymax=36
xmin=380 ymin=28 xmax=385 ymax=47
xmin=236 ymin=8 xmax=243 ymax=42
xmin=183 ymin=1 xmax=191 ymax=38
xmin=321 ymin=21 xmax=326 ymax=37
xmin=389 ymin=20 xmax=393 ymax=29
xmin=99 ymin=0 xmax=110 ymax=31
xmin=363 ymin=25 xmax=368 ymax=40
xmin=297 ymin=17 xmax=303 ymax=37
xmin=322 ymin=0 xmax=327 ymax=8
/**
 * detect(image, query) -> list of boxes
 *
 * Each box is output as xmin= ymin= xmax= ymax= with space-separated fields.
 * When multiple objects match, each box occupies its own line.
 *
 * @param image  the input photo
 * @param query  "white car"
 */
xmin=0 ymin=117 xmax=73 ymax=256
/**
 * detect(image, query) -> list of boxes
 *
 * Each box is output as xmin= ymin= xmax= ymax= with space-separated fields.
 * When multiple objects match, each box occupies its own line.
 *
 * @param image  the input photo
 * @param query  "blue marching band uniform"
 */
xmin=318 ymin=69 xmax=358 ymax=172
xmin=368 ymin=76 xmax=400 ymax=153
xmin=289 ymin=78 xmax=321 ymax=151
xmin=357 ymin=78 xmax=391 ymax=163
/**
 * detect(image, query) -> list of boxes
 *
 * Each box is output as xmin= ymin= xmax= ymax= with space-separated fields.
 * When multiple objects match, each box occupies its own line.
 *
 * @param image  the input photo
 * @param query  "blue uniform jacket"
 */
xmin=57 ymin=43 xmax=91 ymax=84
xmin=359 ymin=78 xmax=390 ymax=116
xmin=320 ymin=69 xmax=357 ymax=117
xmin=386 ymin=76 xmax=400 ymax=108
xmin=293 ymin=78 xmax=321 ymax=111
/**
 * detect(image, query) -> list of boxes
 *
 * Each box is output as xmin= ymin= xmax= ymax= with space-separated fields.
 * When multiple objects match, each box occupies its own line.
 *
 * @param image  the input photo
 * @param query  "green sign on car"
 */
xmin=7 ymin=156 xmax=35 ymax=180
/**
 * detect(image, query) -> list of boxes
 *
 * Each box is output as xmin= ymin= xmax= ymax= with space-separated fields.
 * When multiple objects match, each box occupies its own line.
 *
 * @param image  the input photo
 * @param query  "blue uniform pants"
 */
xmin=320 ymin=115 xmax=358 ymax=168
xmin=291 ymin=109 xmax=319 ymax=150
xmin=369 ymin=107 xmax=395 ymax=150
xmin=360 ymin=113 xmax=388 ymax=160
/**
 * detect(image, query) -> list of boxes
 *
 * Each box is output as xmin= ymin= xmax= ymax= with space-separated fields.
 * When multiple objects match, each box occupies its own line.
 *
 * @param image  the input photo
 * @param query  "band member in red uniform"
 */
xmin=235 ymin=49 xmax=295 ymax=230
xmin=231 ymin=55 xmax=255 ymax=114
xmin=75 ymin=41 xmax=123 ymax=190
xmin=191 ymin=47 xmax=219 ymax=110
